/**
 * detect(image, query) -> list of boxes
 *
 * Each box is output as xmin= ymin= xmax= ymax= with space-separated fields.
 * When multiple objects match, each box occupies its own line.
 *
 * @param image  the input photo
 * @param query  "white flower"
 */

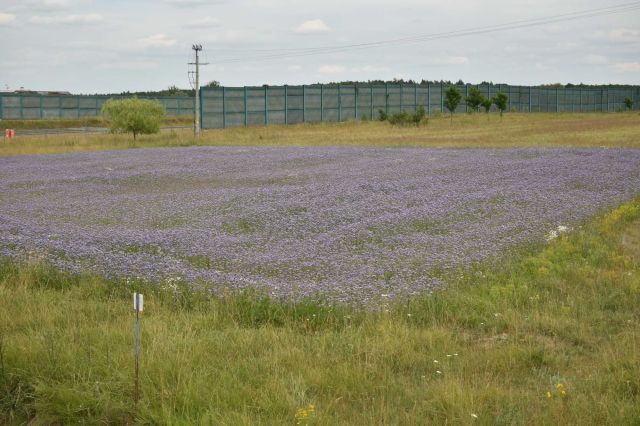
xmin=436 ymin=370 xmax=442 ymax=374
xmin=471 ymin=413 xmax=478 ymax=419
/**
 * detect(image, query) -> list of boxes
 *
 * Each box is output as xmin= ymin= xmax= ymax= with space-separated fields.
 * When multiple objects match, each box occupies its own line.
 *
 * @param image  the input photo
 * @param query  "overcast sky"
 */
xmin=0 ymin=0 xmax=639 ymax=93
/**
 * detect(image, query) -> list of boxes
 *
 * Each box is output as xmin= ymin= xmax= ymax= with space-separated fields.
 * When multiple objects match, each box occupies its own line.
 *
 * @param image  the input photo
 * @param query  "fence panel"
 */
xmin=0 ymin=94 xmax=194 ymax=120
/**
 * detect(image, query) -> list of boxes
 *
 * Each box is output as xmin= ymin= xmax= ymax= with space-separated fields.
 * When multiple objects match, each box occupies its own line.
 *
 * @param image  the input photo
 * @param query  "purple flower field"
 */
xmin=1 ymin=147 xmax=639 ymax=303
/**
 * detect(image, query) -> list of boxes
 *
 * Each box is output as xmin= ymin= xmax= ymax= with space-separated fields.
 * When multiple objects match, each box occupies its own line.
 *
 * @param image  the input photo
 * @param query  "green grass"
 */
xmin=1 ymin=112 xmax=639 ymax=157
xmin=1 ymin=116 xmax=192 ymax=130
xmin=1 ymin=198 xmax=639 ymax=424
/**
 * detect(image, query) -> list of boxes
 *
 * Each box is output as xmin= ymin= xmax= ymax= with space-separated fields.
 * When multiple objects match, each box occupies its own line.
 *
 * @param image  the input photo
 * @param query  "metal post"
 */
xmin=302 ymin=85 xmax=307 ymax=123
xmin=385 ymin=83 xmax=389 ymax=115
xmin=556 ymin=87 xmax=559 ymax=112
xmin=76 ymin=95 xmax=80 ymax=118
xmin=0 ymin=94 xmax=3 ymax=120
xmin=264 ymin=85 xmax=268 ymax=125
xmin=465 ymin=85 xmax=469 ymax=113
xmin=39 ymin=95 xmax=43 ymax=119
xmin=370 ymin=85 xmax=373 ymax=119
xmin=414 ymin=83 xmax=417 ymax=112
xmin=399 ymin=83 xmax=403 ymax=112
xmin=19 ymin=95 xmax=23 ymax=119
xmin=427 ymin=82 xmax=431 ymax=115
xmin=320 ymin=84 xmax=324 ymax=122
xmin=244 ymin=86 xmax=248 ymax=127
xmin=95 ymin=97 xmax=99 ymax=117
xmin=284 ymin=85 xmax=288 ymax=124
xmin=528 ymin=86 xmax=532 ymax=112
xmin=440 ymin=83 xmax=444 ymax=112
xmin=222 ymin=87 xmax=226 ymax=128
xmin=133 ymin=293 xmax=142 ymax=405
xmin=354 ymin=86 xmax=358 ymax=119
xmin=199 ymin=89 xmax=204 ymax=130
xmin=338 ymin=85 xmax=341 ymax=122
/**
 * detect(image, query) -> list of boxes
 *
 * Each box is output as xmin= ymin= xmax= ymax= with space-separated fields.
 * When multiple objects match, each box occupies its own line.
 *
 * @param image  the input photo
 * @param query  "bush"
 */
xmin=443 ymin=86 xmax=462 ymax=123
xmin=360 ymin=114 xmax=369 ymax=122
xmin=383 ymin=106 xmax=427 ymax=127
xmin=378 ymin=109 xmax=388 ymax=121
xmin=101 ymin=97 xmax=166 ymax=140
xmin=465 ymin=87 xmax=484 ymax=112
xmin=492 ymin=92 xmax=509 ymax=117
xmin=624 ymin=97 xmax=634 ymax=111
xmin=481 ymin=98 xmax=492 ymax=114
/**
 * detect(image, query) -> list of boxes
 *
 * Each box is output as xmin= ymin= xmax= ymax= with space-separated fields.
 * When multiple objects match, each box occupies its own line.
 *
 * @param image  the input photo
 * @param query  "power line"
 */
xmin=210 ymin=1 xmax=640 ymax=64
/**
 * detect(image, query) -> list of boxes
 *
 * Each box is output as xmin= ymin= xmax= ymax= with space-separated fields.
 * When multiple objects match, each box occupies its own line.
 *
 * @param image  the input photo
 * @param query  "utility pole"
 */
xmin=189 ymin=44 xmax=208 ymax=138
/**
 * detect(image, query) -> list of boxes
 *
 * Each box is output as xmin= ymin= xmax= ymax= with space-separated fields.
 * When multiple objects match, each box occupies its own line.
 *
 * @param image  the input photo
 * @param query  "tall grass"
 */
xmin=1 ymin=198 xmax=639 ymax=424
xmin=1 ymin=112 xmax=639 ymax=157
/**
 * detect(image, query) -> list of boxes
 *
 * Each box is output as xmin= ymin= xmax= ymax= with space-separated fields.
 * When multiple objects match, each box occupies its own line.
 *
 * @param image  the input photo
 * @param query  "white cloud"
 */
xmin=36 ymin=0 xmax=71 ymax=10
xmin=137 ymin=34 xmax=177 ymax=48
xmin=0 ymin=13 xmax=15 ymax=24
xmin=295 ymin=19 xmax=330 ymax=34
xmin=613 ymin=62 xmax=640 ymax=73
xmin=287 ymin=65 xmax=302 ymax=71
xmin=582 ymin=55 xmax=608 ymax=65
xmin=29 ymin=14 xmax=103 ymax=25
xmin=318 ymin=64 xmax=345 ymax=74
xmin=609 ymin=28 xmax=640 ymax=42
xmin=189 ymin=17 xmax=221 ymax=28
xmin=351 ymin=65 xmax=391 ymax=73
xmin=433 ymin=56 xmax=469 ymax=65
xmin=164 ymin=0 xmax=220 ymax=7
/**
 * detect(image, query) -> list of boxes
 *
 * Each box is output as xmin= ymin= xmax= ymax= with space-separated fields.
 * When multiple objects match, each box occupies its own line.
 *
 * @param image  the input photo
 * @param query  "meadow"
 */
xmin=0 ymin=112 xmax=639 ymax=424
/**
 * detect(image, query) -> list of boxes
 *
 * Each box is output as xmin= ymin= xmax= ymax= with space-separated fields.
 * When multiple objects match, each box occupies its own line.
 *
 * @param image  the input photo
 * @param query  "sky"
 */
xmin=0 ymin=0 xmax=639 ymax=93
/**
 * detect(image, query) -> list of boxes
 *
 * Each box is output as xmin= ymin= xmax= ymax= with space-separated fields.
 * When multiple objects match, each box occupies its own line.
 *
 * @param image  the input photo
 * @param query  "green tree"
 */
xmin=624 ymin=97 xmax=634 ymax=110
xmin=101 ymin=97 xmax=165 ymax=140
xmin=481 ymin=97 xmax=492 ymax=117
xmin=465 ymin=87 xmax=484 ymax=112
xmin=204 ymin=81 xmax=221 ymax=88
xmin=443 ymin=86 xmax=462 ymax=123
xmin=492 ymin=92 xmax=509 ymax=118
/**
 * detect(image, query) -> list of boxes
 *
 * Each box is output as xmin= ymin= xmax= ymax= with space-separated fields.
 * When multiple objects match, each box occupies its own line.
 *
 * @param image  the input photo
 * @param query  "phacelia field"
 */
xmin=1 ymin=147 xmax=639 ymax=303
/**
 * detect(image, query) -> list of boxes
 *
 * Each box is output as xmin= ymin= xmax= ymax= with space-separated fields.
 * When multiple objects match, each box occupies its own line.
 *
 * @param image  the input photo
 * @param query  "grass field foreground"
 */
xmin=1 ymin=112 xmax=639 ymax=157
xmin=1 ymin=198 xmax=639 ymax=424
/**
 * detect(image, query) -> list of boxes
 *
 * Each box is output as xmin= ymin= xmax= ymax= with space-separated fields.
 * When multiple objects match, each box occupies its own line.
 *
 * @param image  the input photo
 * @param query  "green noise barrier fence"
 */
xmin=200 ymin=84 xmax=639 ymax=129
xmin=0 ymin=94 xmax=194 ymax=120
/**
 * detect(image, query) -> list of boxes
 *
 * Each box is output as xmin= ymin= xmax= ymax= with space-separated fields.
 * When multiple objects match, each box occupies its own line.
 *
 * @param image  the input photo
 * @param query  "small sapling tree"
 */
xmin=481 ymin=97 xmax=492 ymax=118
xmin=444 ymin=86 xmax=462 ymax=124
xmin=465 ymin=87 xmax=484 ymax=112
xmin=492 ymin=92 xmax=509 ymax=118
xmin=101 ymin=98 xmax=166 ymax=140
xmin=624 ymin=97 xmax=634 ymax=111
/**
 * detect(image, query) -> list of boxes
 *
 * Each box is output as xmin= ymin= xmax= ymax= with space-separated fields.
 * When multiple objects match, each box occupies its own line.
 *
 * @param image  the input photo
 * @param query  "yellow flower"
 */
xmin=546 ymin=391 xmax=552 ymax=398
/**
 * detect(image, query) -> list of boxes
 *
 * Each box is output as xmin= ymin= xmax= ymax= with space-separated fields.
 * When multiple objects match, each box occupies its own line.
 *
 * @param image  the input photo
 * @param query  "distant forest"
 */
xmin=94 ymin=79 xmax=637 ymax=97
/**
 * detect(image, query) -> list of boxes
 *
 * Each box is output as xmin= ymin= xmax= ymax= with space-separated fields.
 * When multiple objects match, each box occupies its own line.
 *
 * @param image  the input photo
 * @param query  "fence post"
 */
xmin=427 ymin=82 xmax=431 ymax=115
xmin=338 ymin=85 xmax=341 ymax=122
xmin=222 ymin=87 xmax=226 ymax=128
xmin=95 ymin=97 xmax=99 ymax=117
xmin=385 ymin=83 xmax=389 ymax=115
xmin=199 ymin=89 xmax=204 ymax=129
xmin=303 ymin=85 xmax=306 ymax=123
xmin=264 ymin=85 xmax=268 ymax=125
xmin=399 ymin=83 xmax=403 ymax=112
xmin=19 ymin=95 xmax=23 ymax=119
xmin=440 ymin=82 xmax=444 ymax=112
xmin=370 ymin=85 xmax=373 ymax=119
xmin=507 ymin=85 xmax=511 ymax=111
xmin=318 ymin=84 xmax=322 ymax=122
xmin=556 ymin=87 xmax=559 ymax=112
xmin=414 ymin=83 xmax=417 ymax=112
xmin=284 ymin=85 xmax=288 ymax=124
xmin=39 ymin=95 xmax=43 ymax=119
xmin=244 ymin=86 xmax=248 ymax=127
xmin=528 ymin=86 xmax=532 ymax=112
xmin=465 ymin=85 xmax=469 ymax=113
xmin=76 ymin=95 xmax=80 ymax=118
xmin=0 ymin=94 xmax=3 ymax=120
xmin=354 ymin=86 xmax=358 ymax=119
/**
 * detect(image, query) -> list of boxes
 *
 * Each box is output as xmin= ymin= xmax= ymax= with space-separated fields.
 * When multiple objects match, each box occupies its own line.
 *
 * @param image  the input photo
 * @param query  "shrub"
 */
xmin=624 ymin=97 xmax=634 ymax=111
xmin=378 ymin=109 xmax=388 ymax=121
xmin=443 ymin=86 xmax=462 ymax=123
xmin=481 ymin=98 xmax=492 ymax=114
xmin=465 ymin=87 xmax=484 ymax=112
xmin=492 ymin=92 xmax=509 ymax=118
xmin=360 ymin=114 xmax=369 ymax=122
xmin=101 ymin=97 xmax=166 ymax=140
